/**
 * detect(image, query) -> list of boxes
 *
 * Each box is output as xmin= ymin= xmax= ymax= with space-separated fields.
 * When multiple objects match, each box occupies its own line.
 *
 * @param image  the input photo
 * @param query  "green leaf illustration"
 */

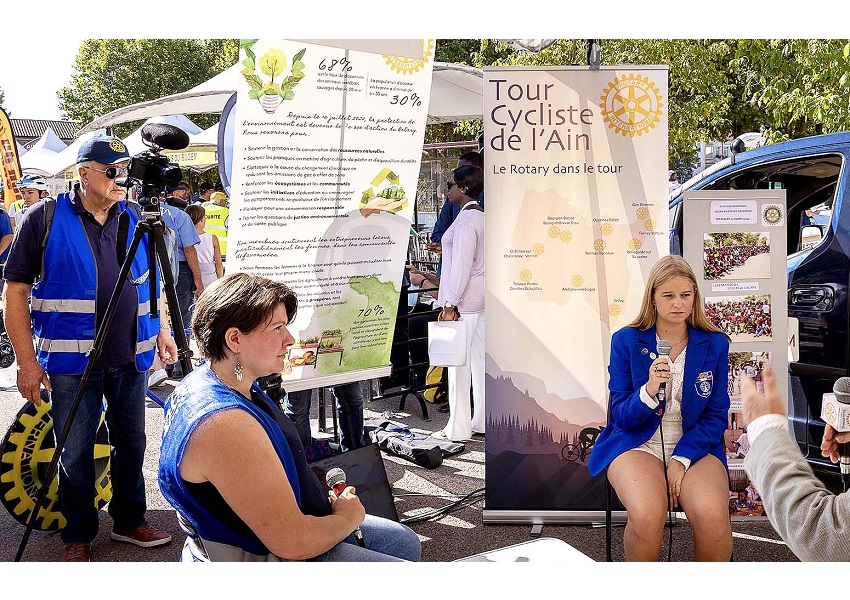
xmin=293 ymin=48 xmax=306 ymax=62
xmin=283 ymin=90 xmax=295 ymax=101
xmin=248 ymin=89 xmax=261 ymax=100
xmin=293 ymin=61 xmax=305 ymax=72
xmin=242 ymin=56 xmax=254 ymax=69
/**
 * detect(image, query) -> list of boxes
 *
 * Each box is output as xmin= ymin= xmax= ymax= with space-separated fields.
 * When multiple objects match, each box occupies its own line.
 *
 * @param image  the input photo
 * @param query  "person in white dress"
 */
xmin=186 ymin=204 xmax=223 ymax=289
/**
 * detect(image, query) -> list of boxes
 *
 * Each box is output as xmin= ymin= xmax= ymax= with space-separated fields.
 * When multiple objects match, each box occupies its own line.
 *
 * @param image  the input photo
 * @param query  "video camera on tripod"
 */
xmin=116 ymin=123 xmax=189 ymax=210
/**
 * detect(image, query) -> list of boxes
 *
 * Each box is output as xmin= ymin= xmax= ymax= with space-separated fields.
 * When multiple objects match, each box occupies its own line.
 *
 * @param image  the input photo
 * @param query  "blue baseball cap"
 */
xmin=77 ymin=136 xmax=130 ymax=165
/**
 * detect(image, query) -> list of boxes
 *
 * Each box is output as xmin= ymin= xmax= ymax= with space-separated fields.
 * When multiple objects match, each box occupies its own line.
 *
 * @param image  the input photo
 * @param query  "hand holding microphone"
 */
xmin=647 ymin=340 xmax=673 ymax=400
xmin=820 ymin=378 xmax=850 ymax=483
xmin=325 ymin=468 xmax=366 ymax=547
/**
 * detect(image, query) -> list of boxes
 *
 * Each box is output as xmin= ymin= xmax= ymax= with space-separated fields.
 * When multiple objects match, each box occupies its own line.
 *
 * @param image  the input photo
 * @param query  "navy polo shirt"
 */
xmin=5 ymin=189 xmax=143 ymax=370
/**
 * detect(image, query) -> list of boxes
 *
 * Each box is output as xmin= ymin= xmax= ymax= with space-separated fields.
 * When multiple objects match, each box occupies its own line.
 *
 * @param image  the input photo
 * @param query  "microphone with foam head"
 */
xmin=655 ymin=339 xmax=673 ymax=404
xmin=822 ymin=377 xmax=850 ymax=484
xmin=324 ymin=468 xmax=365 ymax=547
xmin=141 ymin=123 xmax=190 ymax=150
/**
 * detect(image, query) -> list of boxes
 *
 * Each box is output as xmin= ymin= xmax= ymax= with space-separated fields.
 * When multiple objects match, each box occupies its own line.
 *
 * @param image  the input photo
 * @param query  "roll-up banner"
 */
xmin=682 ymin=189 xmax=787 ymax=521
xmin=227 ymin=39 xmax=434 ymax=392
xmin=483 ymin=66 xmax=669 ymax=523
xmin=0 ymin=108 xmax=23 ymax=209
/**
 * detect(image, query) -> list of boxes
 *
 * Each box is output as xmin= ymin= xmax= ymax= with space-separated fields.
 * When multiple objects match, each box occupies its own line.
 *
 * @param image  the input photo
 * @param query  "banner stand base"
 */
xmin=483 ymin=509 xmax=628 ymax=526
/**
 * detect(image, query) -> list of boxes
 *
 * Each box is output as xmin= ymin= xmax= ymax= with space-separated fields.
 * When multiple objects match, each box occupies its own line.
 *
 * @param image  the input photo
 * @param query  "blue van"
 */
xmin=669 ymin=132 xmax=850 ymax=471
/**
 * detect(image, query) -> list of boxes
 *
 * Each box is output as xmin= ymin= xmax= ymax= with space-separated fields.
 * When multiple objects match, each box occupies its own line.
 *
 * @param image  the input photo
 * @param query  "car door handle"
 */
xmin=789 ymin=286 xmax=834 ymax=309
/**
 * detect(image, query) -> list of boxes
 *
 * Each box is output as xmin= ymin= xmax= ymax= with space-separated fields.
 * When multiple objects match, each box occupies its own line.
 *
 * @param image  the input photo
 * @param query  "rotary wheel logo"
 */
xmin=629 ymin=238 xmax=643 ymax=251
xmin=763 ymin=205 xmax=783 ymax=224
xmin=599 ymin=74 xmax=664 ymax=137
xmin=571 ymin=275 xmax=584 ymax=287
xmin=644 ymin=218 xmax=657 ymax=231
xmin=383 ymin=39 xmax=435 ymax=75
xmin=0 ymin=400 xmax=112 ymax=530
xmin=548 ymin=225 xmax=561 ymax=238
xmin=532 ymin=243 xmax=545 ymax=255
xmin=824 ymin=403 xmax=837 ymax=425
xmin=108 ymin=139 xmax=126 ymax=153
xmin=519 ymin=269 xmax=532 ymax=282
xmin=609 ymin=304 xmax=621 ymax=316
xmin=600 ymin=223 xmax=613 ymax=236
xmin=560 ymin=230 xmax=573 ymax=242
xmin=636 ymin=207 xmax=650 ymax=220
xmin=594 ymin=239 xmax=606 ymax=251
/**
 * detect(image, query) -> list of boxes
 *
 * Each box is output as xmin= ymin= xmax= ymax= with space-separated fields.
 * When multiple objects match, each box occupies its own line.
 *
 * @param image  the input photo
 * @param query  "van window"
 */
xmin=704 ymin=155 xmax=842 ymax=254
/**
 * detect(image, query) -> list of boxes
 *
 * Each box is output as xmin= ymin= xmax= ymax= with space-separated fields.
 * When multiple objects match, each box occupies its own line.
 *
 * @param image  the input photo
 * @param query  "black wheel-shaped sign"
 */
xmin=561 ymin=444 xmax=581 ymax=462
xmin=0 ymin=400 xmax=112 ymax=530
xmin=0 ymin=337 xmax=16 ymax=369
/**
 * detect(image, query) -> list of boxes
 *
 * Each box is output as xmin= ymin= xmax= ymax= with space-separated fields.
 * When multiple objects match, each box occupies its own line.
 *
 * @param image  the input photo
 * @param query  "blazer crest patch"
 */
xmin=695 ymin=371 xmax=713 ymax=398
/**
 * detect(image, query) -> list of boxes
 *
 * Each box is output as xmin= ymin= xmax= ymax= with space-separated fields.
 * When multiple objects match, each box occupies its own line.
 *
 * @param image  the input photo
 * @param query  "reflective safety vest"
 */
xmin=203 ymin=202 xmax=228 ymax=258
xmin=30 ymin=193 xmax=159 ymax=374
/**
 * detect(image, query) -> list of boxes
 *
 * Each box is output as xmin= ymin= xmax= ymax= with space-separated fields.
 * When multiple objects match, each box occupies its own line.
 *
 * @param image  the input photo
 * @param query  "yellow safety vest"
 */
xmin=203 ymin=202 xmax=229 ymax=257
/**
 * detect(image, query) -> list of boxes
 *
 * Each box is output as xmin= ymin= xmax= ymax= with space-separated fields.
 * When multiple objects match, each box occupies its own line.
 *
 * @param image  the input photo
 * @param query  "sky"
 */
xmin=2 ymin=0 xmax=838 ymax=123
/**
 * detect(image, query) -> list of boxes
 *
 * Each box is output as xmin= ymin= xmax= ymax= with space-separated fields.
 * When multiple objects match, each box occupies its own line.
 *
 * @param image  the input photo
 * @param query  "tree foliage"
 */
xmin=58 ymin=39 xmax=239 ymax=137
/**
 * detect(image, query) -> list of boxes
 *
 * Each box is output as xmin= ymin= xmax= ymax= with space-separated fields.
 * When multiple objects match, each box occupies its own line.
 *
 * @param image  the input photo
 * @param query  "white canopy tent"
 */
xmin=79 ymin=61 xmax=483 ymax=134
xmin=19 ymin=127 xmax=68 ymax=175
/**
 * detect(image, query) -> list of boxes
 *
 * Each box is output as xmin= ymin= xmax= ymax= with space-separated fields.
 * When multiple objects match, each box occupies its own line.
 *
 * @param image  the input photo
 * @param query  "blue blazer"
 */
xmin=588 ymin=324 xmax=730 ymax=477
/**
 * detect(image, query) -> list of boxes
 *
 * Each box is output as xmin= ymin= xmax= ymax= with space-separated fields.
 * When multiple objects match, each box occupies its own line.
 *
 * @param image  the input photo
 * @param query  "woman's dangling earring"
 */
xmin=234 ymin=354 xmax=244 ymax=382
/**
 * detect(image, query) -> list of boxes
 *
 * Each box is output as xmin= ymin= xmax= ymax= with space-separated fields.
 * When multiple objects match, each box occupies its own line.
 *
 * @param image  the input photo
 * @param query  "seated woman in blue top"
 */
xmin=588 ymin=255 xmax=732 ymax=561
xmin=158 ymin=272 xmax=420 ymax=562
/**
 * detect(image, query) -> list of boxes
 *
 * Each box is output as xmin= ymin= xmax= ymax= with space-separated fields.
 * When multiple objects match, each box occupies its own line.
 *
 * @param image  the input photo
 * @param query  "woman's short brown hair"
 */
xmin=185 ymin=204 xmax=205 ymax=225
xmin=191 ymin=272 xmax=298 ymax=361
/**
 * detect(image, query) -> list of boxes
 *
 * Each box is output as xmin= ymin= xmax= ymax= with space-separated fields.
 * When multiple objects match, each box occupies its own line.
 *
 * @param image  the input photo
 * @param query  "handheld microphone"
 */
xmin=141 ymin=123 xmax=190 ymax=150
xmin=325 ymin=468 xmax=365 ymax=547
xmin=822 ymin=378 xmax=850 ymax=485
xmin=656 ymin=340 xmax=672 ymax=405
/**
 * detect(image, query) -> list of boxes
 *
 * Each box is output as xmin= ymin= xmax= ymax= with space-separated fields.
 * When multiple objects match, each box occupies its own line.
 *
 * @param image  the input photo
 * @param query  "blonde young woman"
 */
xmin=588 ymin=255 xmax=733 ymax=561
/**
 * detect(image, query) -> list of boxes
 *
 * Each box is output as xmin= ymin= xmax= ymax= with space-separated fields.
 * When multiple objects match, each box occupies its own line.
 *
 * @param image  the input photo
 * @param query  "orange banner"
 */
xmin=0 ymin=107 xmax=23 ymax=209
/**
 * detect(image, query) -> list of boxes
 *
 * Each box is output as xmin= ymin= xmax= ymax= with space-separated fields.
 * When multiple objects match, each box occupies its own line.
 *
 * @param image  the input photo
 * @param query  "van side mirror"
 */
xmin=801 ymin=225 xmax=824 ymax=250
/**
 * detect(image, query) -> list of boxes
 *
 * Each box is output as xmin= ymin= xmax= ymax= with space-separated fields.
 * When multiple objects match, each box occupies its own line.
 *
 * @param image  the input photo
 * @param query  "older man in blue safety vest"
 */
xmin=3 ymin=136 xmax=178 ymax=562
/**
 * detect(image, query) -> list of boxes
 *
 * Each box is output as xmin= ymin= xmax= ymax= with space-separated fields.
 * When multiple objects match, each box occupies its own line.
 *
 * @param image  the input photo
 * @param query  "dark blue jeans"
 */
xmin=284 ymin=382 xmax=365 ymax=452
xmin=49 ymin=365 xmax=148 ymax=543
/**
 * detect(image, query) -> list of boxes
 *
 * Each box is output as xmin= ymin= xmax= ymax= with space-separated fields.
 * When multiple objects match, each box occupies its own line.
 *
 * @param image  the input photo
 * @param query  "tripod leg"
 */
xmin=150 ymin=224 xmax=193 ymax=376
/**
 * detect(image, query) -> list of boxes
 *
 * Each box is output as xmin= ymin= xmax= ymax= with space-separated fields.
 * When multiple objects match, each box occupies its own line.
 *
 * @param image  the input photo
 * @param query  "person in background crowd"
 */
xmin=158 ymin=273 xmax=420 ymax=561
xmin=3 ymin=136 xmax=177 ymax=561
xmin=10 ymin=174 xmax=51 ymax=229
xmin=284 ymin=382 xmax=367 ymax=453
xmin=186 ymin=204 xmax=223 ymax=289
xmin=0 ymin=202 xmax=14 ymax=296
xmin=668 ymin=170 xmax=679 ymax=194
xmin=742 ymin=367 xmax=850 ymax=561
xmin=203 ymin=190 xmax=229 ymax=260
xmin=195 ymin=182 xmax=215 ymax=205
xmin=431 ymin=164 xmax=485 ymax=442
xmin=428 ymin=152 xmax=484 ymax=275
xmin=588 ymin=255 xmax=733 ymax=562
xmin=173 ymin=181 xmax=193 ymax=206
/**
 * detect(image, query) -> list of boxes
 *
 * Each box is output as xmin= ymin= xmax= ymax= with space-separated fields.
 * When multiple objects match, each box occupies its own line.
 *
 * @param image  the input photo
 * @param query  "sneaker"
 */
xmin=111 ymin=522 xmax=172 ymax=548
xmin=148 ymin=368 xmax=168 ymax=388
xmin=61 ymin=543 xmax=91 ymax=562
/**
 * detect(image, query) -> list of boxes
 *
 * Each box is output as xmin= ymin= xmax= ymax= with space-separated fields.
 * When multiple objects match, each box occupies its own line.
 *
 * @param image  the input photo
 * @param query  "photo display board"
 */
xmin=683 ymin=189 xmax=787 ymax=521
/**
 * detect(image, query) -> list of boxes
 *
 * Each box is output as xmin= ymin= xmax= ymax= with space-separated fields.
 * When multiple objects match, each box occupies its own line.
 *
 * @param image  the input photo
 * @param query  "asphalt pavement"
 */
xmin=0 ymin=357 xmax=811 ymax=564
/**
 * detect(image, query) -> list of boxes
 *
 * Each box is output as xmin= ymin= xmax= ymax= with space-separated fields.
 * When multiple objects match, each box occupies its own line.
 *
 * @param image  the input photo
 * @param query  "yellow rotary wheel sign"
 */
xmin=383 ymin=39 xmax=435 ymax=75
xmin=532 ymin=243 xmax=545 ymax=255
xmin=609 ymin=304 xmax=621 ymax=316
xmin=599 ymin=73 xmax=664 ymax=138
xmin=519 ymin=269 xmax=532 ymax=282
xmin=571 ymin=275 xmax=584 ymax=287
xmin=560 ymin=230 xmax=573 ymax=242
xmin=0 ymin=400 xmax=112 ymax=531
xmin=600 ymin=223 xmax=613 ymax=236
xmin=629 ymin=238 xmax=643 ymax=251
xmin=636 ymin=207 xmax=650 ymax=220
xmin=548 ymin=226 xmax=561 ymax=238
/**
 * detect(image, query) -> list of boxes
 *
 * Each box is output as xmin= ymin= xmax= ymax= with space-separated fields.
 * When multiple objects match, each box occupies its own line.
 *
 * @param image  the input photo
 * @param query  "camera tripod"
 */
xmin=14 ymin=198 xmax=194 ymax=561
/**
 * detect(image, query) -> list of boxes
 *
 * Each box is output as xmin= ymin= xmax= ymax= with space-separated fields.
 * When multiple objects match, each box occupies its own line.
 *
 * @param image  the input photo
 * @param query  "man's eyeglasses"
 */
xmin=446 ymin=181 xmax=457 ymax=192
xmin=86 ymin=165 xmax=129 ymax=180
